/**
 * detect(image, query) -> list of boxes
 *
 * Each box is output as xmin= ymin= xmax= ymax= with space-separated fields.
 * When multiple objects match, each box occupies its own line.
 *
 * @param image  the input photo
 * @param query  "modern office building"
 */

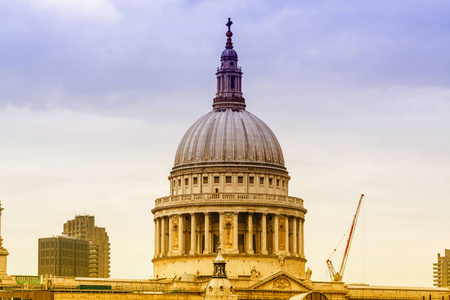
xmin=38 ymin=236 xmax=89 ymax=277
xmin=62 ymin=215 xmax=110 ymax=278
xmin=434 ymin=249 xmax=450 ymax=287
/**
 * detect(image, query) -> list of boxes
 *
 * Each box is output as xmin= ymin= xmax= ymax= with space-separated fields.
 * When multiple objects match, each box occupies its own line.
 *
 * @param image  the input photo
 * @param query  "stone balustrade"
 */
xmin=154 ymin=193 xmax=304 ymax=209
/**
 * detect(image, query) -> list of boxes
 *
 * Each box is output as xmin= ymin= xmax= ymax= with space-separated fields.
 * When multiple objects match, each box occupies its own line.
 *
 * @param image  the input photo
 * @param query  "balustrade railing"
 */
xmin=154 ymin=193 xmax=303 ymax=207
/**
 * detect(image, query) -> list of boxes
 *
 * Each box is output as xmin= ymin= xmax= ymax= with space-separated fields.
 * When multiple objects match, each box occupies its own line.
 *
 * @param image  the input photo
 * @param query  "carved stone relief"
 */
xmin=224 ymin=212 xmax=234 ymax=249
xmin=274 ymin=277 xmax=291 ymax=289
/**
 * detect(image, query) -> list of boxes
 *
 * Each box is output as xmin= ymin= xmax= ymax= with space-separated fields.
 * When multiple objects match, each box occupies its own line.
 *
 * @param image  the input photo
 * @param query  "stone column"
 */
xmin=300 ymin=219 xmax=305 ymax=258
xmin=285 ymin=215 xmax=290 ymax=255
xmin=274 ymin=214 xmax=279 ymax=255
xmin=219 ymin=212 xmax=224 ymax=248
xmin=204 ymin=212 xmax=210 ymax=254
xmin=160 ymin=217 xmax=166 ymax=257
xmin=261 ymin=213 xmax=268 ymax=255
xmin=233 ymin=212 xmax=239 ymax=253
xmin=292 ymin=217 xmax=298 ymax=257
xmin=247 ymin=213 xmax=254 ymax=254
xmin=189 ymin=213 xmax=196 ymax=255
xmin=179 ymin=214 xmax=184 ymax=255
xmin=168 ymin=216 xmax=173 ymax=255
xmin=155 ymin=218 xmax=161 ymax=258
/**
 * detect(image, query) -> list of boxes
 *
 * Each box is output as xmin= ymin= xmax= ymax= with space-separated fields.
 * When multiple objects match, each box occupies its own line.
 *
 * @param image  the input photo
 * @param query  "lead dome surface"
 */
xmin=173 ymin=108 xmax=285 ymax=171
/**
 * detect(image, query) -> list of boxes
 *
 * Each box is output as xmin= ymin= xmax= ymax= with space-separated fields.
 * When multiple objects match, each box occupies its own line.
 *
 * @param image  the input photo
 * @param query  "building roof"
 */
xmin=173 ymin=108 xmax=285 ymax=171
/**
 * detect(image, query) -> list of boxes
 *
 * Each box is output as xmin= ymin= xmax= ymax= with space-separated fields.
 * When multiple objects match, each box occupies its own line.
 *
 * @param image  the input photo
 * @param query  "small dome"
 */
xmin=173 ymin=109 xmax=285 ymax=171
xmin=205 ymin=278 xmax=235 ymax=297
xmin=221 ymin=48 xmax=238 ymax=59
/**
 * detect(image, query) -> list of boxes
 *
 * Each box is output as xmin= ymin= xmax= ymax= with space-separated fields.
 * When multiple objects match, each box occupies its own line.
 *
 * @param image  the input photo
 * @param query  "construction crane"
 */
xmin=326 ymin=194 xmax=364 ymax=282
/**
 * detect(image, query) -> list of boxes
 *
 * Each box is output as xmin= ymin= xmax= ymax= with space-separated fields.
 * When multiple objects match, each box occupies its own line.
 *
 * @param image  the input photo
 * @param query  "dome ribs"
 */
xmin=239 ymin=112 xmax=249 ymax=161
xmin=223 ymin=109 xmax=232 ymax=161
xmin=172 ymin=109 xmax=285 ymax=171
xmin=187 ymin=113 xmax=209 ymax=163
xmin=197 ymin=112 xmax=216 ymax=163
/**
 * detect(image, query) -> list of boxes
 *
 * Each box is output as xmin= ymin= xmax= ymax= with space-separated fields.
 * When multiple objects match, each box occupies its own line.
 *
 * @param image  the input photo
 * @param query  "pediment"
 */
xmin=249 ymin=271 xmax=314 ymax=292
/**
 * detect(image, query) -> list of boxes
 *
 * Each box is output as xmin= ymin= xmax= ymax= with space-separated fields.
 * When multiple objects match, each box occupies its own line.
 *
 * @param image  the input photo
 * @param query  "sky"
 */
xmin=1 ymin=0 xmax=449 ymax=287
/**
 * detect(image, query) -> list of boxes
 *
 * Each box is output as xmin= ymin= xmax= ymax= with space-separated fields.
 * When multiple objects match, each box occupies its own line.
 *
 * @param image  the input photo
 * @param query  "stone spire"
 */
xmin=0 ymin=201 xmax=9 ymax=277
xmin=204 ymin=243 xmax=237 ymax=300
xmin=212 ymin=244 xmax=227 ymax=278
xmin=213 ymin=18 xmax=246 ymax=110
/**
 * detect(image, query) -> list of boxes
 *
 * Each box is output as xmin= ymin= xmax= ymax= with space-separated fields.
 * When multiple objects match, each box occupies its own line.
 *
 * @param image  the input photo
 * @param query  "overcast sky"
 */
xmin=1 ymin=0 xmax=449 ymax=287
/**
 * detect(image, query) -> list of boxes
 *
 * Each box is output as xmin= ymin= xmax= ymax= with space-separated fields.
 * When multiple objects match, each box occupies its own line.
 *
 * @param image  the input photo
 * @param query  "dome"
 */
xmin=221 ymin=48 xmax=238 ymax=59
xmin=173 ymin=108 xmax=285 ymax=171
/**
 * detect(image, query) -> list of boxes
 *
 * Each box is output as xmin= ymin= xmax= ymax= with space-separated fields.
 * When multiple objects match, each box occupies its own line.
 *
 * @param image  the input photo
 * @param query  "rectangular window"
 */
xmin=269 ymin=178 xmax=273 ymax=185
xmin=214 ymin=176 xmax=220 ymax=184
xmin=277 ymin=179 xmax=280 ymax=187
xmin=231 ymin=76 xmax=235 ymax=89
xmin=226 ymin=176 xmax=232 ymax=183
xmin=178 ymin=179 xmax=181 ymax=186
xmin=193 ymin=177 xmax=198 ymax=185
xmin=185 ymin=178 xmax=189 ymax=185
xmin=203 ymin=176 xmax=209 ymax=184
xmin=249 ymin=176 xmax=254 ymax=184
xmin=282 ymin=180 xmax=285 ymax=187
xmin=238 ymin=176 xmax=244 ymax=184
xmin=260 ymin=177 xmax=264 ymax=185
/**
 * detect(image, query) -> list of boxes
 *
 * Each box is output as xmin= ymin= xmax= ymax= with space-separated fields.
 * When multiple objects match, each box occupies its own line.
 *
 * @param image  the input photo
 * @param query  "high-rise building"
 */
xmin=433 ymin=249 xmax=450 ymax=287
xmin=62 ymin=215 xmax=110 ymax=278
xmin=151 ymin=18 xmax=307 ymax=279
xmin=38 ymin=236 xmax=89 ymax=277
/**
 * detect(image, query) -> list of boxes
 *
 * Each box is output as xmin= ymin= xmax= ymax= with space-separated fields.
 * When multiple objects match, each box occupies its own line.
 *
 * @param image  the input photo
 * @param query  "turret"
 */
xmin=213 ymin=18 xmax=246 ymax=110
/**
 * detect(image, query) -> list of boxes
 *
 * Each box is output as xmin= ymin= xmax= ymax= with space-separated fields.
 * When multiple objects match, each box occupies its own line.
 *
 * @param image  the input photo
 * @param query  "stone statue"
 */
xmin=306 ymin=267 xmax=312 ymax=280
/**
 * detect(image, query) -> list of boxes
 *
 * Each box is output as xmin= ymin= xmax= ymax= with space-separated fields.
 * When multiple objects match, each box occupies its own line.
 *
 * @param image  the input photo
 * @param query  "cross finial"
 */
xmin=226 ymin=18 xmax=233 ymax=32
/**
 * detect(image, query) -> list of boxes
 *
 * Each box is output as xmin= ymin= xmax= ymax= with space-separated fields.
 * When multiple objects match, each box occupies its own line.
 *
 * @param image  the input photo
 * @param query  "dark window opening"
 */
xmin=185 ymin=178 xmax=189 ymax=185
xmin=226 ymin=176 xmax=232 ymax=183
xmin=231 ymin=76 xmax=235 ymax=89
xmin=203 ymin=177 xmax=208 ymax=184
xmin=269 ymin=178 xmax=273 ymax=185
xmin=249 ymin=177 xmax=254 ymax=184
xmin=260 ymin=177 xmax=264 ymax=185
xmin=238 ymin=176 xmax=243 ymax=184
xmin=214 ymin=176 xmax=220 ymax=184
xmin=193 ymin=177 xmax=198 ymax=185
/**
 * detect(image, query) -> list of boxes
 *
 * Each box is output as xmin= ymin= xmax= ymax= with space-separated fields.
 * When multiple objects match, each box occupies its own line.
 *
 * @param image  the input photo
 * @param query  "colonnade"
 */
xmin=153 ymin=212 xmax=304 ymax=259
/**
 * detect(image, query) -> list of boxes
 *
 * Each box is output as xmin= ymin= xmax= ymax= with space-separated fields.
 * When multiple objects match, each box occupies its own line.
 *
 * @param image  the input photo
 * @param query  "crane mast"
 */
xmin=326 ymin=194 xmax=364 ymax=282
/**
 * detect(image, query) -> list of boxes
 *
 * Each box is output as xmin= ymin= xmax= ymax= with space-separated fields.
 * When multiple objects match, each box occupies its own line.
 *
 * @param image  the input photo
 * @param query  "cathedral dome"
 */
xmin=173 ymin=108 xmax=285 ymax=171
